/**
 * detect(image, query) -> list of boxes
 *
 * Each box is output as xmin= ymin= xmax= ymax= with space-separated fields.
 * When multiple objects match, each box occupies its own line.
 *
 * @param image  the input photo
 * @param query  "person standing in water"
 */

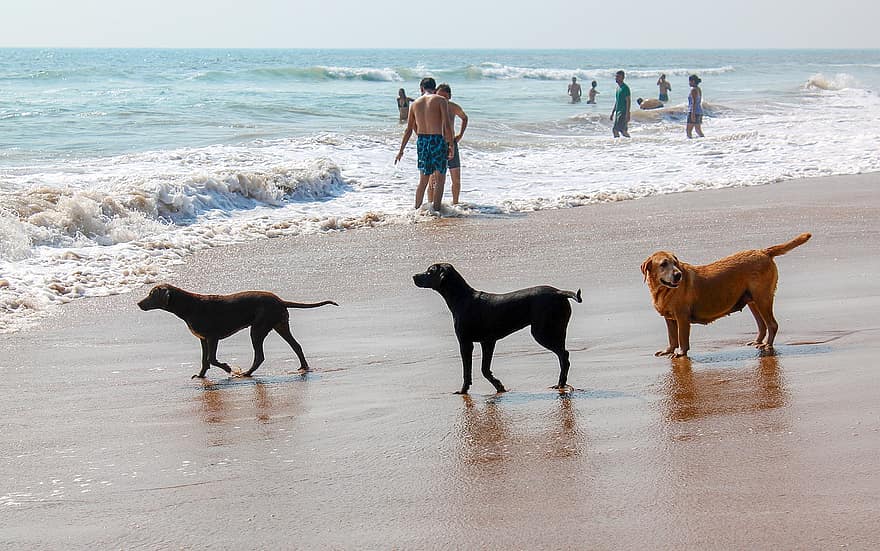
xmin=587 ymin=80 xmax=599 ymax=104
xmin=568 ymin=77 xmax=582 ymax=103
xmin=434 ymin=83 xmax=468 ymax=205
xmin=394 ymin=77 xmax=454 ymax=212
xmin=397 ymin=88 xmax=415 ymax=123
xmin=610 ymin=70 xmax=631 ymax=138
xmin=657 ymin=74 xmax=672 ymax=102
xmin=687 ymin=74 xmax=704 ymax=138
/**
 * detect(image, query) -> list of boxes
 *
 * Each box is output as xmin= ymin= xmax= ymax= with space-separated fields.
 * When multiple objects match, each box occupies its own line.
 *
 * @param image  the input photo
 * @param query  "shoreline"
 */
xmin=2 ymin=173 xmax=879 ymax=548
xmin=2 ymin=170 xmax=877 ymax=337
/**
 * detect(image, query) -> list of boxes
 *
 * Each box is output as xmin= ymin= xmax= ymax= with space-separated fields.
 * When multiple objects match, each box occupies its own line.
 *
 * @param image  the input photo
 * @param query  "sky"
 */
xmin=1 ymin=0 xmax=878 ymax=49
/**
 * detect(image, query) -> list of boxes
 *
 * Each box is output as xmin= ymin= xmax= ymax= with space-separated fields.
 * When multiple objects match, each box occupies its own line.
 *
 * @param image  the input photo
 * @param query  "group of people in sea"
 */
xmin=393 ymin=71 xmax=703 ymax=214
xmin=572 ymin=71 xmax=704 ymax=139
xmin=567 ymin=77 xmax=600 ymax=105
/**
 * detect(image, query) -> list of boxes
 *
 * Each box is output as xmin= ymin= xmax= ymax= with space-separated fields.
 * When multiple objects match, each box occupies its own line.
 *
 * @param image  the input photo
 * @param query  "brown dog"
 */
xmin=138 ymin=284 xmax=337 ymax=378
xmin=641 ymin=233 xmax=811 ymax=357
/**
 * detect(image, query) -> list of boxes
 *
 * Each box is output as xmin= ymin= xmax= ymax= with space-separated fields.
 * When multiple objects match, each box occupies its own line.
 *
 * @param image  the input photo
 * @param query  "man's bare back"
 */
xmin=410 ymin=93 xmax=449 ymax=136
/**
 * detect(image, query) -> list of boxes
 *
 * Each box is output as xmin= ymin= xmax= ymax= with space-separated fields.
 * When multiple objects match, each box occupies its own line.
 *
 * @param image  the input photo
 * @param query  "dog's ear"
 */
xmin=436 ymin=265 xmax=448 ymax=286
xmin=155 ymin=285 xmax=171 ymax=308
xmin=640 ymin=257 xmax=652 ymax=282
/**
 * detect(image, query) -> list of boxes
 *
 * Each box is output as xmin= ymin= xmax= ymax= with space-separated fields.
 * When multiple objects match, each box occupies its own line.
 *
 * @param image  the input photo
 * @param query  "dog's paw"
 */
xmin=654 ymin=349 xmax=674 ymax=357
xmin=672 ymin=352 xmax=688 ymax=358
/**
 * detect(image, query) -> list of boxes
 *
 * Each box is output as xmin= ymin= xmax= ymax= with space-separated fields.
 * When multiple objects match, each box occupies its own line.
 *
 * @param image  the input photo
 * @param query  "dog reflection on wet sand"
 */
xmin=457 ymin=394 xmax=583 ymax=465
xmin=663 ymin=355 xmax=787 ymax=423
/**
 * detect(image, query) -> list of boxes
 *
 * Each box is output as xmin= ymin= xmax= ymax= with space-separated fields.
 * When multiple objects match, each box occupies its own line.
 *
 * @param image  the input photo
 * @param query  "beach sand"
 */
xmin=2 ymin=174 xmax=879 ymax=549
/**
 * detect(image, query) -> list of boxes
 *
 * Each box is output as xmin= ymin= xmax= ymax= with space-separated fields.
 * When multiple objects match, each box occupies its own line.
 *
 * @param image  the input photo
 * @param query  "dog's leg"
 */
xmin=194 ymin=338 xmax=211 ymax=379
xmin=480 ymin=340 xmax=507 ymax=393
xmin=752 ymin=296 xmax=779 ymax=351
xmin=655 ymin=318 xmax=679 ymax=356
xmin=551 ymin=348 xmax=571 ymax=390
xmin=273 ymin=322 xmax=310 ymax=372
xmin=243 ymin=326 xmax=271 ymax=376
xmin=456 ymin=340 xmax=474 ymax=394
xmin=207 ymin=339 xmax=233 ymax=374
xmin=674 ymin=319 xmax=691 ymax=358
xmin=531 ymin=325 xmax=571 ymax=390
xmin=746 ymin=303 xmax=768 ymax=347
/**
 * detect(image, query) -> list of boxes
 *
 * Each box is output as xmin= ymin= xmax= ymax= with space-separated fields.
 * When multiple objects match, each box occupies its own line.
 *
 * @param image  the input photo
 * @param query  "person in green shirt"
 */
xmin=610 ymin=70 xmax=631 ymax=138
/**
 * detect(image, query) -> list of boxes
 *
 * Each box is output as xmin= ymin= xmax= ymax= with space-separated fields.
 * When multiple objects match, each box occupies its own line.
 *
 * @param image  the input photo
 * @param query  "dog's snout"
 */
xmin=672 ymin=271 xmax=682 ymax=283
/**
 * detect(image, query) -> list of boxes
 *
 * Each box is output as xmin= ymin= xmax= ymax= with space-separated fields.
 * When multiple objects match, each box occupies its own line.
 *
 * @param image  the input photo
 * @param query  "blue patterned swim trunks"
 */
xmin=417 ymin=134 xmax=448 ymax=176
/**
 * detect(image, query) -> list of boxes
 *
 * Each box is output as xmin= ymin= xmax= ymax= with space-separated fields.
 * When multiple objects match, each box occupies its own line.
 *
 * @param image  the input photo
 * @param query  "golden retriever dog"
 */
xmin=641 ymin=233 xmax=811 ymax=357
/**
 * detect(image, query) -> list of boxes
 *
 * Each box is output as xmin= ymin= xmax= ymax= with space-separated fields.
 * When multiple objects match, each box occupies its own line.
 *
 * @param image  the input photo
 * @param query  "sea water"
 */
xmin=1 ymin=48 xmax=879 ymax=332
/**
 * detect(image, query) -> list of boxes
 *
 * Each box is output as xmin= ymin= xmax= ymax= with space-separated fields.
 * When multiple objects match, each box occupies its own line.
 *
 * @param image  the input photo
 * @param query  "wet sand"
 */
xmin=2 ymin=174 xmax=879 ymax=548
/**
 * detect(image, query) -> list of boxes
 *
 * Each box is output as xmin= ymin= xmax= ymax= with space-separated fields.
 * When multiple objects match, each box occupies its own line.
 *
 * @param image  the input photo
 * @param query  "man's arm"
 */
xmin=452 ymin=103 xmax=468 ymax=142
xmin=395 ymin=108 xmax=417 ymax=164
xmin=625 ymin=92 xmax=631 ymax=121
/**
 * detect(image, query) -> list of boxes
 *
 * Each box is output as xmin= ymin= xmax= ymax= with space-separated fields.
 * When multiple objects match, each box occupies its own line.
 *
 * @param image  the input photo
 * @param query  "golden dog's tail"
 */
xmin=764 ymin=233 xmax=812 ymax=257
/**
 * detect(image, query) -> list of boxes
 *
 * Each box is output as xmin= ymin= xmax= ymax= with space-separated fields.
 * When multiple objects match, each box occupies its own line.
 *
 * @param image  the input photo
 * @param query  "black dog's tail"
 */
xmin=561 ymin=289 xmax=582 ymax=303
xmin=283 ymin=300 xmax=339 ymax=309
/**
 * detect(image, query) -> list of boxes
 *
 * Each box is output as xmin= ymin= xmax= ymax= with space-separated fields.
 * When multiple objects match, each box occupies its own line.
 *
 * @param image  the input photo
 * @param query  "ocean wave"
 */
xmin=460 ymin=63 xmax=736 ymax=81
xmin=804 ymin=73 xmax=862 ymax=91
xmin=193 ymin=65 xmax=404 ymax=82
xmin=0 ymin=158 xmax=349 ymax=254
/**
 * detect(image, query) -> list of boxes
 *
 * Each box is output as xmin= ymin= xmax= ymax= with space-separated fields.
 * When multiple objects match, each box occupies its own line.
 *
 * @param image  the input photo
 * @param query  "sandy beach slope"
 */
xmin=2 ymin=174 xmax=879 ymax=549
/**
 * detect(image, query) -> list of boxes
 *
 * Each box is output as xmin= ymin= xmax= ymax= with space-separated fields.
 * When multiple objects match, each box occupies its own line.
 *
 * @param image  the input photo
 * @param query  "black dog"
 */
xmin=138 ymin=284 xmax=338 ymax=379
xmin=413 ymin=263 xmax=582 ymax=394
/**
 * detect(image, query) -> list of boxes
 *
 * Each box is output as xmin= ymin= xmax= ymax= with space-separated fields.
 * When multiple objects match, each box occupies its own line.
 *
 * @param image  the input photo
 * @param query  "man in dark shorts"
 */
xmin=610 ymin=70 xmax=631 ymax=138
xmin=434 ymin=83 xmax=468 ymax=205
xmin=394 ymin=77 xmax=454 ymax=212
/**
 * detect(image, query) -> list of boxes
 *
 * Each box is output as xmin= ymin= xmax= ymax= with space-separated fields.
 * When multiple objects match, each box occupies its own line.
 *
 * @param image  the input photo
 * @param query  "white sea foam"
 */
xmin=464 ymin=63 xmax=735 ymax=81
xmin=804 ymin=73 xmax=861 ymax=91
xmin=317 ymin=66 xmax=403 ymax=81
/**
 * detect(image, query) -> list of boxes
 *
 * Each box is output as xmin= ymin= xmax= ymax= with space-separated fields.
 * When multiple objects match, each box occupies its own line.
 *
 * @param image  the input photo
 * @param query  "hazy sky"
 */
xmin=2 ymin=0 xmax=878 ymax=49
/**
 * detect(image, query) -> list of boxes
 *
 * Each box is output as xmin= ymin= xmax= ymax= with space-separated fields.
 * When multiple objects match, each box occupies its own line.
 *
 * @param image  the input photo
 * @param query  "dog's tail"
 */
xmin=561 ymin=289 xmax=583 ymax=303
xmin=283 ymin=300 xmax=339 ymax=309
xmin=764 ymin=233 xmax=812 ymax=257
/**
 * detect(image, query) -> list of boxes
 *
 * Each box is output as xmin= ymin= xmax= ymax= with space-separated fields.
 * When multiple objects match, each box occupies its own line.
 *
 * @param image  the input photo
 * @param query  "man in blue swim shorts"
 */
xmin=417 ymin=134 xmax=448 ymax=177
xmin=395 ymin=77 xmax=455 ymax=212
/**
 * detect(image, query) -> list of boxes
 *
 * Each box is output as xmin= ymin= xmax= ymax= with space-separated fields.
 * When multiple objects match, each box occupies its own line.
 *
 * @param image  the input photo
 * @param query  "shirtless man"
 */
xmin=568 ymin=77 xmax=582 ymax=103
xmin=433 ymin=83 xmax=468 ymax=205
xmin=395 ymin=77 xmax=454 ymax=212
